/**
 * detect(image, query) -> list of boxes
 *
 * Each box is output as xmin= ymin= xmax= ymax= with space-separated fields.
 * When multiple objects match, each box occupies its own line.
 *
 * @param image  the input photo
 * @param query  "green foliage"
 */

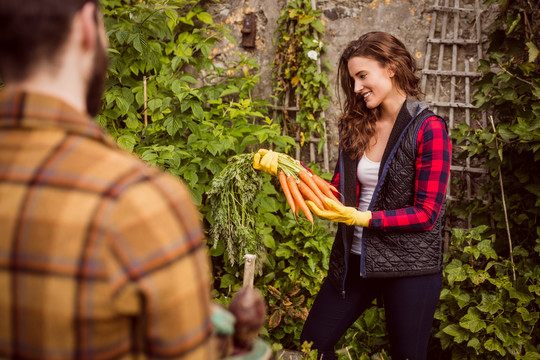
xmin=100 ymin=0 xmax=334 ymax=347
xmin=259 ymin=214 xmax=333 ymax=347
xmin=451 ymin=0 xmax=539 ymax=254
xmin=432 ymin=226 xmax=540 ymax=359
xmin=438 ymin=0 xmax=540 ymax=357
xmin=336 ymin=305 xmax=390 ymax=359
xmin=272 ymin=0 xmax=331 ymax=150
xmin=98 ymin=1 xmax=540 ymax=357
xmin=212 ymin=194 xmax=334 ymax=348
xmin=99 ymin=0 xmax=293 ymax=205
xmin=207 ymin=153 xmax=266 ymax=270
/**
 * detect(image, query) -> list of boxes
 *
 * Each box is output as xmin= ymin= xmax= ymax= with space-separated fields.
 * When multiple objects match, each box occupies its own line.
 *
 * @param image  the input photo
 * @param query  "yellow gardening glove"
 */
xmin=307 ymin=197 xmax=372 ymax=227
xmin=252 ymin=149 xmax=279 ymax=176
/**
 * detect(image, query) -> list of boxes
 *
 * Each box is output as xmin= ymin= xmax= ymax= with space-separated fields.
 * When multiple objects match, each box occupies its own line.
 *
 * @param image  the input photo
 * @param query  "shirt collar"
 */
xmin=0 ymin=88 xmax=116 ymax=148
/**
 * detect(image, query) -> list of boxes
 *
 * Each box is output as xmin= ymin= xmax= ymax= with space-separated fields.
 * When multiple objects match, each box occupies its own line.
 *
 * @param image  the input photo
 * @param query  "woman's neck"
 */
xmin=379 ymin=93 xmax=407 ymax=123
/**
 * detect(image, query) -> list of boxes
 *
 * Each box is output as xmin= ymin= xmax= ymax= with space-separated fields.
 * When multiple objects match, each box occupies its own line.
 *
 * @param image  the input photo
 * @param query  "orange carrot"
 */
xmin=311 ymin=174 xmax=342 ymax=204
xmin=297 ymin=179 xmax=325 ymax=211
xmin=293 ymin=195 xmax=300 ymax=216
xmin=287 ymin=175 xmax=313 ymax=223
xmin=278 ymin=171 xmax=295 ymax=214
xmin=298 ymin=170 xmax=329 ymax=209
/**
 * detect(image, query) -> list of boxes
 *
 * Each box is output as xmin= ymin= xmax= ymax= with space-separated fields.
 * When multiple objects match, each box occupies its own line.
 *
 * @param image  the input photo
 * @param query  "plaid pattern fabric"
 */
xmin=0 ymin=89 xmax=215 ymax=360
xmin=330 ymin=116 xmax=451 ymax=231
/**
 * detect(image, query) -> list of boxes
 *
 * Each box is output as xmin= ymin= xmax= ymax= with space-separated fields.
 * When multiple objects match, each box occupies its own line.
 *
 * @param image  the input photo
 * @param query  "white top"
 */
xmin=351 ymin=153 xmax=380 ymax=255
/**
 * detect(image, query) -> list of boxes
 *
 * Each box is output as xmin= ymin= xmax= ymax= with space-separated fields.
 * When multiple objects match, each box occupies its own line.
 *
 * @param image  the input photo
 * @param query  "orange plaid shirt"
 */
xmin=0 ymin=89 xmax=215 ymax=360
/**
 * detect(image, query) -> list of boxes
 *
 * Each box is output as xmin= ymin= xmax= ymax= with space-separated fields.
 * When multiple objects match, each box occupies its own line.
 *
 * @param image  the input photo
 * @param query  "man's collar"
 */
xmin=0 ymin=88 xmax=116 ymax=147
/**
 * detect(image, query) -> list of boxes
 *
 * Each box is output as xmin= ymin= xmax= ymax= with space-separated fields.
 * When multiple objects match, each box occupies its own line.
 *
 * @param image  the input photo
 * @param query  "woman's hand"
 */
xmin=307 ymin=197 xmax=372 ymax=227
xmin=252 ymin=149 xmax=281 ymax=176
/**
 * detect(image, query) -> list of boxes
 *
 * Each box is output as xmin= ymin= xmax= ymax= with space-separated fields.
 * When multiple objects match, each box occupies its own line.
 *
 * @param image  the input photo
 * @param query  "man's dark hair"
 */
xmin=0 ymin=0 xmax=99 ymax=82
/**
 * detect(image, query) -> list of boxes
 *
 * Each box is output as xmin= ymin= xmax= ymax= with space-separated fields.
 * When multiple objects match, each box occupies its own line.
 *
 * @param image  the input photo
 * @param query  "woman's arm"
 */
xmin=369 ymin=116 xmax=451 ymax=231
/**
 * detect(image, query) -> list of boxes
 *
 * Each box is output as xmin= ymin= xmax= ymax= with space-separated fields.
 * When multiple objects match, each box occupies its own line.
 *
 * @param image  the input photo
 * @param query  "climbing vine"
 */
xmin=434 ymin=0 xmax=540 ymax=358
xmin=272 ymin=0 xmax=331 ymax=151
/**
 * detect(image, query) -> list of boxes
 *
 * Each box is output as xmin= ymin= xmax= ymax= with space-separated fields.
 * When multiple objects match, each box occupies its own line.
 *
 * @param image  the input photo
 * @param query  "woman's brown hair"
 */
xmin=337 ymin=31 xmax=421 ymax=159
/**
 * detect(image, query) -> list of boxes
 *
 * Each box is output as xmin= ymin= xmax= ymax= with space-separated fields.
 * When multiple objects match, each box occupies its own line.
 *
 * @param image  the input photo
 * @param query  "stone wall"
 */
xmin=207 ymin=0 xmax=497 ymax=167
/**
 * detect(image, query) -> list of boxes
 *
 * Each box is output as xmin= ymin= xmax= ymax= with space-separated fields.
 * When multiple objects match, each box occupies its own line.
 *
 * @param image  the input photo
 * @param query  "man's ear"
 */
xmin=79 ymin=2 xmax=98 ymax=51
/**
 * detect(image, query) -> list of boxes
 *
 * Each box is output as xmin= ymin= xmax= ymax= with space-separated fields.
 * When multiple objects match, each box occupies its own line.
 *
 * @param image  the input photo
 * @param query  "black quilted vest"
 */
xmin=327 ymin=99 xmax=446 ymax=295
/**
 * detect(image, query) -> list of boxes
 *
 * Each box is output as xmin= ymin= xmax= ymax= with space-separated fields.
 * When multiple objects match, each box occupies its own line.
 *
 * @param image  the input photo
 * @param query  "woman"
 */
xmin=299 ymin=32 xmax=451 ymax=359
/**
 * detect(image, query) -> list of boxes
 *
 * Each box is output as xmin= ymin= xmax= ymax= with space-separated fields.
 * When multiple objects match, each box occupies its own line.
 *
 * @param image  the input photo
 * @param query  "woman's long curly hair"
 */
xmin=337 ymin=32 xmax=422 ymax=159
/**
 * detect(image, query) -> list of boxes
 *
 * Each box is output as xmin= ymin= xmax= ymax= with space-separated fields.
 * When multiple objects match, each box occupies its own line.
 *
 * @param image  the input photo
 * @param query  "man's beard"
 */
xmin=86 ymin=35 xmax=109 ymax=118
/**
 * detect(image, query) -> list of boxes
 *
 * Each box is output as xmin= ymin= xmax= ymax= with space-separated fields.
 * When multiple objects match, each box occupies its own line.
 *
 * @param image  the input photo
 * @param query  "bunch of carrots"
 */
xmin=268 ymin=153 xmax=341 ymax=223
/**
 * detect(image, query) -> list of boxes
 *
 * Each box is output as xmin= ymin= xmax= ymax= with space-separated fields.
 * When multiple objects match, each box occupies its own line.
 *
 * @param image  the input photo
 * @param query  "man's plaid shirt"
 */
xmin=0 ymin=89 xmax=215 ymax=359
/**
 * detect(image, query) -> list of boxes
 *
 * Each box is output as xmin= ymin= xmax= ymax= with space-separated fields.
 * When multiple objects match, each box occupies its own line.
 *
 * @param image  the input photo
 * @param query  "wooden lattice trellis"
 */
xmin=272 ymin=0 xmax=330 ymax=172
xmin=274 ymin=0 xmax=490 ymax=227
xmin=421 ymin=0 xmax=489 ymax=231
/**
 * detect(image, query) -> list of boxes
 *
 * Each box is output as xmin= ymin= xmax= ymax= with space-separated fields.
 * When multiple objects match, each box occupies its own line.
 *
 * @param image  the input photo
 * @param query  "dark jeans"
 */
xmin=300 ymin=255 xmax=442 ymax=360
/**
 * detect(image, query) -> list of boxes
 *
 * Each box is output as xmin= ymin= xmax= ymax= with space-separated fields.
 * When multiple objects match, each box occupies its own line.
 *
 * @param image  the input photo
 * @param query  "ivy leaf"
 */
xmin=467 ymin=338 xmax=481 ymax=352
xmin=521 ymin=352 xmax=540 ymax=360
xmin=459 ymin=308 xmax=486 ymax=333
xmin=477 ymin=292 xmax=503 ymax=314
xmin=506 ymin=13 xmax=521 ymax=35
xmin=509 ymin=287 xmax=534 ymax=305
xmin=445 ymin=259 xmax=468 ymax=285
xmin=484 ymin=338 xmax=506 ymax=356
xmin=477 ymin=239 xmax=498 ymax=260
xmin=291 ymin=75 xmax=300 ymax=88
xmin=442 ymin=324 xmax=469 ymax=343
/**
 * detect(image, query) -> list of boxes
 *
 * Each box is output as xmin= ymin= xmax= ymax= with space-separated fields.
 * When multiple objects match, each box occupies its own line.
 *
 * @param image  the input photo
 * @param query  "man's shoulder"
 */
xmin=71 ymin=135 xmax=191 ymax=201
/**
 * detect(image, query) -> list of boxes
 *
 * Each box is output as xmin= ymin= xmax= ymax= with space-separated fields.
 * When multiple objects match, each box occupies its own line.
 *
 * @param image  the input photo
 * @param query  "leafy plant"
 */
xmin=451 ymin=0 xmax=539 ymax=253
xmin=211 ymin=190 xmax=334 ymax=349
xmin=335 ymin=305 xmax=390 ymax=359
xmin=272 ymin=0 xmax=331 ymax=150
xmin=97 ymin=1 xmax=540 ymax=358
xmin=436 ymin=1 xmax=540 ymax=358
xmin=100 ymin=0 xmax=293 ymax=205
xmin=267 ymin=283 xmax=309 ymax=330
xmin=207 ymin=153 xmax=266 ymax=270
xmin=431 ymin=226 xmax=540 ymax=359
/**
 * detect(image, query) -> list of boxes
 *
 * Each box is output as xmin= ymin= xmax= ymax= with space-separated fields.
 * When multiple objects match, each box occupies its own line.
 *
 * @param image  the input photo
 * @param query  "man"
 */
xmin=0 ymin=1 xmax=216 ymax=359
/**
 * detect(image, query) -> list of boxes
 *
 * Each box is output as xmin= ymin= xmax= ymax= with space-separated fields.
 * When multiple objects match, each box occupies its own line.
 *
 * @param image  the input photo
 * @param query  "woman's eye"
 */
xmin=360 ymin=74 xmax=367 ymax=79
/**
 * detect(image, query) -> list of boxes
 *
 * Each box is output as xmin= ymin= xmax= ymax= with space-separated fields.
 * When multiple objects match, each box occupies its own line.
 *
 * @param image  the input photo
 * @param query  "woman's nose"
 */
xmin=354 ymin=80 xmax=363 ymax=93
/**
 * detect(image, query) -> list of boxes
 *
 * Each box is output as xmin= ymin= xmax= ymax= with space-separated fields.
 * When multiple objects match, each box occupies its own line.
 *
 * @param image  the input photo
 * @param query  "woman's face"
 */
xmin=347 ymin=56 xmax=397 ymax=110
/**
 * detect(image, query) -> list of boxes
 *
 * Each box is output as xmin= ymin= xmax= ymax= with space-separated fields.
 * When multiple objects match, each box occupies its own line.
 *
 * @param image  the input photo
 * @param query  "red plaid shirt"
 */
xmin=330 ymin=115 xmax=451 ymax=231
